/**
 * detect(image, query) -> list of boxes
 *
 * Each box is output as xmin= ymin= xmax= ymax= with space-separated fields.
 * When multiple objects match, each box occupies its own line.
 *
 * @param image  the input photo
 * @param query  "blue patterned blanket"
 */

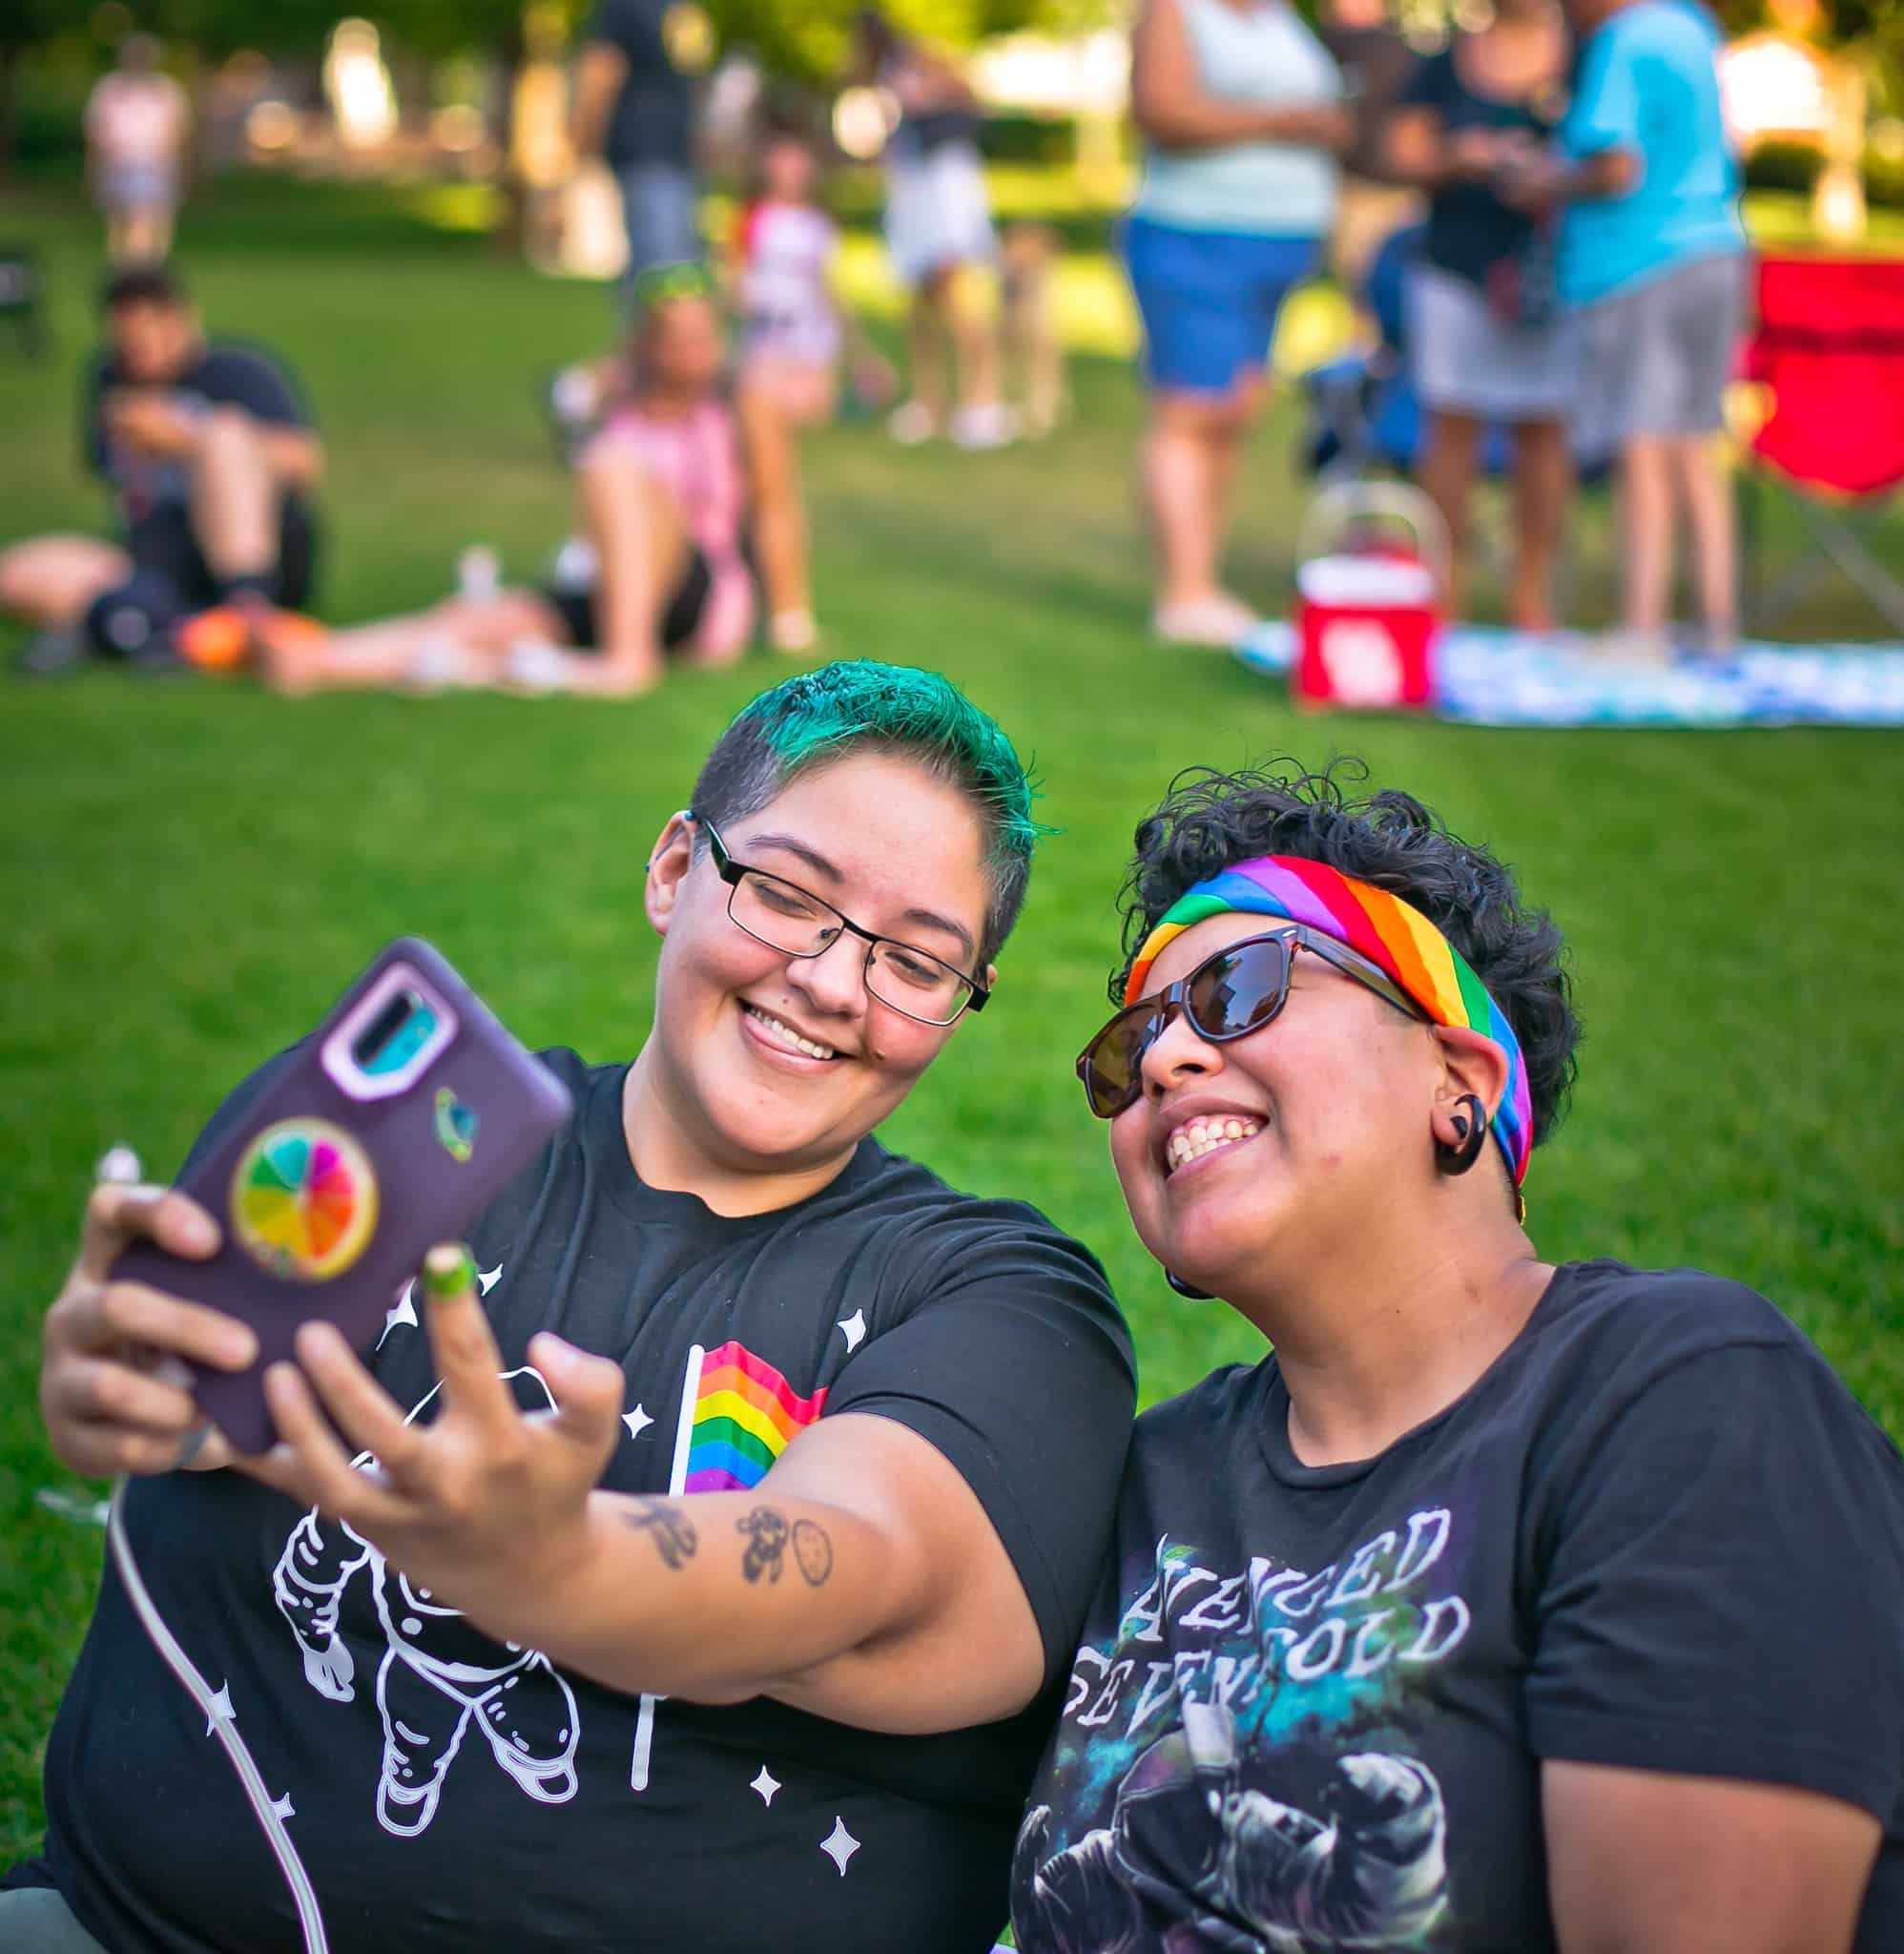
xmin=1234 ymin=624 xmax=1904 ymax=728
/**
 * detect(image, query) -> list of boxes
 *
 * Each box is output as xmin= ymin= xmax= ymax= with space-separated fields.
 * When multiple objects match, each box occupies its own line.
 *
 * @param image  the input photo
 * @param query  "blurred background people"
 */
xmin=509 ymin=5 xmax=576 ymax=274
xmin=852 ymin=10 xmax=1012 ymax=450
xmin=0 ymin=263 xmax=321 ymax=677
xmin=570 ymin=0 xmax=702 ymax=300
xmin=1318 ymin=0 xmax=1423 ymax=300
xmin=731 ymin=126 xmax=895 ymax=430
xmin=999 ymin=220 xmax=1066 ymax=438
xmin=1388 ymin=0 xmax=1573 ymax=628
xmin=84 ymin=34 xmax=190 ymax=265
xmin=1124 ymin=0 xmax=1350 ymax=646
xmin=263 ymin=274 xmax=812 ymax=698
xmin=1508 ymin=0 xmax=1748 ymax=655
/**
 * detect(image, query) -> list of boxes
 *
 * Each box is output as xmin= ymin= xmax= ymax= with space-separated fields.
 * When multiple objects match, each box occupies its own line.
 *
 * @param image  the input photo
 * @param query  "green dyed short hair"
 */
xmin=688 ymin=660 xmax=1041 ymax=966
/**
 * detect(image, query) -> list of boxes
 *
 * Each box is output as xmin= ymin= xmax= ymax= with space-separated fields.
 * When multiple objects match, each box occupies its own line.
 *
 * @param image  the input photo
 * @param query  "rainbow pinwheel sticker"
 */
xmin=231 ymin=1119 xmax=379 ymax=1281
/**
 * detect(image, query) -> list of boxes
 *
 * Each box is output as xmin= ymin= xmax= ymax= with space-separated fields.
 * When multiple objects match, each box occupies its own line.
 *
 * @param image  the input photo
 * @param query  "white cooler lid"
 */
xmin=1297 ymin=553 xmax=1437 ymax=605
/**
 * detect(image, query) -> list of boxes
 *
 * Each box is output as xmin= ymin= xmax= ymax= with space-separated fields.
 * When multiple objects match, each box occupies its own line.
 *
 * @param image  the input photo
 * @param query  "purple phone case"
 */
xmin=113 ymin=937 xmax=574 ymax=1457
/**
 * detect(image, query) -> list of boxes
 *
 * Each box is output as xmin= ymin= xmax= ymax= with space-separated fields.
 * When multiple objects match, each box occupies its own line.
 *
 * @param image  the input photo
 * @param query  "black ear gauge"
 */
xmin=1435 ymin=1091 xmax=1489 ymax=1176
xmin=1165 ymin=1269 xmax=1215 ymax=1300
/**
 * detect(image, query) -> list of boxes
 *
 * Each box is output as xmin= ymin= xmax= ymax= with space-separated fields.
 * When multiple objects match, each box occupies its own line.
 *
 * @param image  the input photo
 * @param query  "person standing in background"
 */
xmin=85 ymin=34 xmax=190 ymax=265
xmin=851 ymin=10 xmax=1013 ymax=451
xmin=570 ymin=0 xmax=705 ymax=300
xmin=1388 ymin=0 xmax=1574 ymax=628
xmin=1124 ymin=0 xmax=1351 ymax=647
xmin=1318 ymin=0 xmax=1422 ymax=301
xmin=1502 ymin=0 xmax=1748 ymax=656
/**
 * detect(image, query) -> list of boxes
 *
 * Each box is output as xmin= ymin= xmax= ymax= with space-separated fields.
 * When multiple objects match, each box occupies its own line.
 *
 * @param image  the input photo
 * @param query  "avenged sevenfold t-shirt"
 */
xmin=13 ymin=1050 xmax=1135 ymax=1954
xmin=1013 ymin=1261 xmax=1904 ymax=1953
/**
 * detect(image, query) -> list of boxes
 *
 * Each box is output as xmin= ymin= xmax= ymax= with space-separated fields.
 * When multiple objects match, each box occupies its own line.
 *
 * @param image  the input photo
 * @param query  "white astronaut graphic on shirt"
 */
xmin=268 ymin=1362 xmax=582 ymax=1840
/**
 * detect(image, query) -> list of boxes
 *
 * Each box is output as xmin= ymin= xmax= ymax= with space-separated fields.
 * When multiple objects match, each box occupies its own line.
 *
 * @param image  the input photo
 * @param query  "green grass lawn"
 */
xmin=3 ymin=175 xmax=1902 ymax=1863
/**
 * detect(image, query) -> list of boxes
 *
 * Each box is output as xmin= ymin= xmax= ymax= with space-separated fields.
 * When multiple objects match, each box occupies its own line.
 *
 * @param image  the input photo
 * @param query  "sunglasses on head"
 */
xmin=1075 ymin=926 xmax=1430 ymax=1120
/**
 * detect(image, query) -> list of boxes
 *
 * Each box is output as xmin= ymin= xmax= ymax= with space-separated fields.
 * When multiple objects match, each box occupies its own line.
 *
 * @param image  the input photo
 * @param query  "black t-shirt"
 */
xmin=1400 ymin=47 xmax=1559 ymax=286
xmin=84 ymin=338 xmax=312 ymax=530
xmin=590 ymin=0 xmax=695 ymax=171
xmin=1012 ymin=1260 xmax=1904 ymax=1953
xmin=12 ymin=1050 xmax=1135 ymax=1954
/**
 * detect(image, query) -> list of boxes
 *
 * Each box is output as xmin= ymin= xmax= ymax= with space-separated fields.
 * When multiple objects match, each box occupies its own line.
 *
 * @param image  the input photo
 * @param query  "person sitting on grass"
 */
xmin=0 ymin=260 xmax=323 ymax=677
xmin=6 ymin=660 xmax=1136 ymax=1954
xmin=1014 ymin=759 xmax=1904 ymax=1953
xmin=262 ymin=265 xmax=815 ymax=698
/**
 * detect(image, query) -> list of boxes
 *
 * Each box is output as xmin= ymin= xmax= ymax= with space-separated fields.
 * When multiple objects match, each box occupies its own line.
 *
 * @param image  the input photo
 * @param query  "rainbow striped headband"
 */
xmin=1124 ymin=857 xmax=1532 ymax=1184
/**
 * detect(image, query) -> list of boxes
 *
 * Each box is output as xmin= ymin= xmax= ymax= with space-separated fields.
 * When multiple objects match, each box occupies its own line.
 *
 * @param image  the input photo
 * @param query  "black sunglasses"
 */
xmin=1076 ymin=927 xmax=1428 ymax=1119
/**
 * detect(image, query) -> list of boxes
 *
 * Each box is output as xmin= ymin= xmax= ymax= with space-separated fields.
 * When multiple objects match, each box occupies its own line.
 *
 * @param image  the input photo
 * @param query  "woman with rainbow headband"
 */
xmin=1013 ymin=761 xmax=1904 ymax=1953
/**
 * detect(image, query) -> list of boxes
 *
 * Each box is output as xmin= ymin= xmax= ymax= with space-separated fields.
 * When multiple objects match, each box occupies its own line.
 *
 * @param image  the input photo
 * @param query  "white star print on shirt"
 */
xmin=820 ymin=1817 xmax=860 ymax=1874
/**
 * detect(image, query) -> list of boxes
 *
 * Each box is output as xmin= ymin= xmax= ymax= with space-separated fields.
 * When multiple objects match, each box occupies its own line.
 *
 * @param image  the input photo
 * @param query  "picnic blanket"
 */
xmin=1234 ymin=622 xmax=1904 ymax=728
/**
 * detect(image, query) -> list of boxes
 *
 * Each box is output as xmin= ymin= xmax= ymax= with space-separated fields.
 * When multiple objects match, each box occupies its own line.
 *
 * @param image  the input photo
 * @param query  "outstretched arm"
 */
xmin=241 ymin=1249 xmax=1046 ymax=1732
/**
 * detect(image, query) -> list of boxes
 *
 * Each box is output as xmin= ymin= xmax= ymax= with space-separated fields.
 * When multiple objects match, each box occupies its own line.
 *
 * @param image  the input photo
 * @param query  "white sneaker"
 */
xmin=1152 ymin=594 xmax=1260 ymax=650
xmin=887 ymin=401 xmax=940 ymax=446
xmin=949 ymin=404 xmax=1017 ymax=450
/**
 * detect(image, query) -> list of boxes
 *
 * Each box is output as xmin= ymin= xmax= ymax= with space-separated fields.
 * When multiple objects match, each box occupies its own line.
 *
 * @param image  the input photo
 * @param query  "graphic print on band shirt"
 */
xmin=1015 ymin=1510 xmax=1470 ymax=1953
xmin=268 ymin=1358 xmax=583 ymax=1840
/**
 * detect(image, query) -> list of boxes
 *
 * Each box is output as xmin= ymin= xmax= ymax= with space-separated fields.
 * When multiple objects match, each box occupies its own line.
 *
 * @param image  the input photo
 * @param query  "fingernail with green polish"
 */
xmin=423 ymin=1243 xmax=475 ymax=1302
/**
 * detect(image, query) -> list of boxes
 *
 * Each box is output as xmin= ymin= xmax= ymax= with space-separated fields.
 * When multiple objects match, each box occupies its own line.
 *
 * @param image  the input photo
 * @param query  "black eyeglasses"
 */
xmin=694 ymin=814 xmax=989 ymax=1027
xmin=1076 ymin=927 xmax=1428 ymax=1119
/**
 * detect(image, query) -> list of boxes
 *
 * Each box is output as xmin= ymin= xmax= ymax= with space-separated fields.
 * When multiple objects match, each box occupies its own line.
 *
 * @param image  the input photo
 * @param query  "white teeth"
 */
xmin=1165 ymin=1116 xmax=1262 ymax=1171
xmin=746 ymin=1006 xmax=837 ymax=1061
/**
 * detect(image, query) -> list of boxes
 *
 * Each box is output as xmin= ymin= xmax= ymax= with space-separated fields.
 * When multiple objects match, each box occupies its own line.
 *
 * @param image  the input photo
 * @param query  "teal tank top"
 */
xmin=1134 ymin=0 xmax=1343 ymax=238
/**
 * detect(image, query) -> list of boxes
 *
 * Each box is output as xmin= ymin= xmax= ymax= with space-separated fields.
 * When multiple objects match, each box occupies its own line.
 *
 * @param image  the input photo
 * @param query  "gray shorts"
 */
xmin=0 ymin=1887 xmax=112 ymax=1953
xmin=1408 ymin=262 xmax=1581 ymax=424
xmin=1579 ymin=252 xmax=1748 ymax=442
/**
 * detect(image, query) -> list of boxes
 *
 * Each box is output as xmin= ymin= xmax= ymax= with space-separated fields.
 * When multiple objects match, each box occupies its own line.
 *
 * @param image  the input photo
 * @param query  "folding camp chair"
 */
xmin=1740 ymin=255 xmax=1904 ymax=635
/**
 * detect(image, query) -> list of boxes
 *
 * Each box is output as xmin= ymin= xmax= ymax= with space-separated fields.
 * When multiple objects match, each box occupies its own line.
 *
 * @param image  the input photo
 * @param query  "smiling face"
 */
xmin=639 ymin=750 xmax=994 ymax=1203
xmin=1107 ymin=913 xmax=1441 ymax=1299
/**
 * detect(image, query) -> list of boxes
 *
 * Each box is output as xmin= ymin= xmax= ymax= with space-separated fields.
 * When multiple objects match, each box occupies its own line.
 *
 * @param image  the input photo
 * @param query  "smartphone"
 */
xmin=113 ymin=937 xmax=574 ymax=1456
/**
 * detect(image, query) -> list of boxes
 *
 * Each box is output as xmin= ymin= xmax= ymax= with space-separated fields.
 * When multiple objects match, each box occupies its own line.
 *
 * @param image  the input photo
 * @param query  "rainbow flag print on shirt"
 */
xmin=682 ymin=1341 xmax=829 ymax=1492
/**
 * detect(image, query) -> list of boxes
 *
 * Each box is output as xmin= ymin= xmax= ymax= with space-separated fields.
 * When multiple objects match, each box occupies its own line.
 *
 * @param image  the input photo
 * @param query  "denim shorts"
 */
xmin=1123 ymin=214 xmax=1321 ymax=395
xmin=617 ymin=162 xmax=700 ymax=285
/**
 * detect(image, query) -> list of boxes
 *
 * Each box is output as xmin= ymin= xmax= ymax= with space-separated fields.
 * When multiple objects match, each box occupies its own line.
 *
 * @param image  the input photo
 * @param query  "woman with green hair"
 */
xmin=14 ymin=660 xmax=1135 ymax=1954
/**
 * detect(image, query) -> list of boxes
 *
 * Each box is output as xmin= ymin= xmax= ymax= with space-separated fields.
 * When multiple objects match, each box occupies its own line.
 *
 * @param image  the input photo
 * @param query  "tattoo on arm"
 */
xmin=792 ymin=1518 xmax=834 ymax=1588
xmin=624 ymin=1497 xmax=698 ymax=1570
xmin=736 ymin=1506 xmax=790 ymax=1583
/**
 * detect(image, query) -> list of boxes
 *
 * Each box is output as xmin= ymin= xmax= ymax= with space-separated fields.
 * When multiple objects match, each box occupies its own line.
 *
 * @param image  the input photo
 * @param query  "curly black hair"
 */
xmin=1113 ymin=760 xmax=1580 ymax=1149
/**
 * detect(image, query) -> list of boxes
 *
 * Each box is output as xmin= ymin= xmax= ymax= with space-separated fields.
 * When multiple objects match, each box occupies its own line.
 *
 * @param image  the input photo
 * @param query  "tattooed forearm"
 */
xmin=624 ymin=1497 xmax=698 ymax=1570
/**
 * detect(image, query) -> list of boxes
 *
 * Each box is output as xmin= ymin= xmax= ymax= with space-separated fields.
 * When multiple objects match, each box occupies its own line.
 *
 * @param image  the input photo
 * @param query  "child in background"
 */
xmin=732 ymin=129 xmax=894 ymax=430
xmin=999 ymin=221 xmax=1067 ymax=439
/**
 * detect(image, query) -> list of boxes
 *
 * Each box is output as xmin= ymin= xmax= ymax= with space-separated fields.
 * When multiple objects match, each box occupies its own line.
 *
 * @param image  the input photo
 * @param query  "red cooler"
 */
xmin=1292 ymin=483 xmax=1445 ymax=711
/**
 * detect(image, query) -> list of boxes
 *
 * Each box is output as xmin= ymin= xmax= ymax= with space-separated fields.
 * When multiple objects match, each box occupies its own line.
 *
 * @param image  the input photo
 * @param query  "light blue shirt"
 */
xmin=1559 ymin=0 xmax=1746 ymax=306
xmin=1134 ymin=0 xmax=1341 ymax=238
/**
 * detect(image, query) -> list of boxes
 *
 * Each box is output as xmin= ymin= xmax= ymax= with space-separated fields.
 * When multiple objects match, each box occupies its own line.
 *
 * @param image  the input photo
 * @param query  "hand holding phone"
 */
xmin=40 ymin=1182 xmax=256 ymax=1480
xmin=100 ymin=939 xmax=573 ymax=1458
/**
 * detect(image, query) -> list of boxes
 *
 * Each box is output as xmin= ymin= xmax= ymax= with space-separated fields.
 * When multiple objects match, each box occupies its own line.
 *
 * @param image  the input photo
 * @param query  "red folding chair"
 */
xmin=1741 ymin=255 xmax=1904 ymax=635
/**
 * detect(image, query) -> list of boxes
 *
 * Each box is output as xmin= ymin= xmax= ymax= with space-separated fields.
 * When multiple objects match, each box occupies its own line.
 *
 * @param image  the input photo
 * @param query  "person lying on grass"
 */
xmin=9 ymin=660 xmax=1134 ymax=1954
xmin=1013 ymin=759 xmax=1904 ymax=1954
xmin=259 ymin=264 xmax=817 ymax=700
